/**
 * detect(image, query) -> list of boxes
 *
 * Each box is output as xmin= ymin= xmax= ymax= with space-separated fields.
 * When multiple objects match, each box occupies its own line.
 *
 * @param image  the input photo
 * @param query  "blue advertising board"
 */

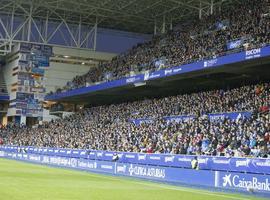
xmin=0 ymin=95 xmax=9 ymax=101
xmin=216 ymin=171 xmax=270 ymax=193
xmin=130 ymin=111 xmax=252 ymax=125
xmin=0 ymin=145 xmax=269 ymax=175
xmin=227 ymin=39 xmax=243 ymax=50
xmin=207 ymin=111 xmax=252 ymax=121
xmin=0 ymin=150 xmax=270 ymax=195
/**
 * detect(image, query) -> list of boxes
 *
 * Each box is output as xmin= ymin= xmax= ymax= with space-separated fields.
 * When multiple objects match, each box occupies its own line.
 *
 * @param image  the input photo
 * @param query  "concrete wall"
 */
xmin=44 ymin=46 xmax=116 ymax=93
xmin=3 ymin=54 xmax=19 ymax=95
xmin=44 ymin=62 xmax=90 ymax=93
xmin=53 ymin=46 xmax=116 ymax=60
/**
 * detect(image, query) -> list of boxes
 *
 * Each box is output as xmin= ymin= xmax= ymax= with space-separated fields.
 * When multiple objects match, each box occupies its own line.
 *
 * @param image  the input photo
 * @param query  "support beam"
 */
xmin=93 ymin=17 xmax=98 ymax=51
xmin=78 ymin=16 xmax=81 ymax=48
xmin=44 ymin=11 xmax=49 ymax=43
xmin=0 ymin=18 xmax=10 ymax=39
xmin=162 ymin=15 xmax=166 ymax=34
xmin=63 ymin=20 xmax=78 ymax=47
xmin=154 ymin=19 xmax=157 ymax=35
xmin=12 ymin=17 xmax=30 ymax=40
xmin=79 ymin=25 xmax=95 ymax=48
xmin=210 ymin=0 xmax=214 ymax=15
xmin=10 ymin=3 xmax=15 ymax=36
xmin=199 ymin=1 xmax=202 ymax=19
xmin=27 ymin=5 xmax=33 ymax=42
xmin=47 ymin=21 xmax=63 ymax=42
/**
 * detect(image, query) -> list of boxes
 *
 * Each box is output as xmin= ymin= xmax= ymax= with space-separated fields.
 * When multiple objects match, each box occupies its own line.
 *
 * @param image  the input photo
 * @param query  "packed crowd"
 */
xmin=1 ymin=82 xmax=269 ymax=157
xmin=55 ymin=0 xmax=270 ymax=92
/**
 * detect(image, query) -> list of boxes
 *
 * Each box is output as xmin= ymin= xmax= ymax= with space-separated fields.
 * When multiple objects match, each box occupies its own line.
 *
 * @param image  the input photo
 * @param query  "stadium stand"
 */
xmin=1 ymin=0 xmax=270 ymax=199
xmin=0 ymin=0 xmax=269 ymax=159
xmin=1 ymin=82 xmax=269 ymax=158
xmin=53 ymin=0 xmax=270 ymax=93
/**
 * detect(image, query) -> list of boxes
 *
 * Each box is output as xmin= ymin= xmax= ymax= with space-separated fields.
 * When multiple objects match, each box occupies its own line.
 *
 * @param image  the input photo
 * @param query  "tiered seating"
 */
xmin=52 ymin=0 xmax=270 ymax=93
xmin=1 ymin=82 xmax=269 ymax=158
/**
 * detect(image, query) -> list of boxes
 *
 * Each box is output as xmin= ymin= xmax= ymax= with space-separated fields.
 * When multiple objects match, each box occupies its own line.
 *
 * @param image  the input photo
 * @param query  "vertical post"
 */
xmin=27 ymin=5 xmax=33 ymax=42
xmin=10 ymin=4 xmax=15 ymax=36
xmin=78 ymin=15 xmax=81 ymax=48
xmin=199 ymin=1 xmax=202 ymax=19
xmin=22 ymin=20 xmax=25 ymax=41
xmin=210 ymin=0 xmax=214 ymax=15
xmin=93 ymin=17 xmax=98 ymax=51
xmin=154 ymin=19 xmax=157 ymax=35
xmin=162 ymin=15 xmax=166 ymax=34
xmin=170 ymin=18 xmax=173 ymax=30
xmin=86 ymin=33 xmax=89 ymax=49
xmin=44 ymin=11 xmax=49 ymax=43
xmin=9 ymin=3 xmax=15 ymax=52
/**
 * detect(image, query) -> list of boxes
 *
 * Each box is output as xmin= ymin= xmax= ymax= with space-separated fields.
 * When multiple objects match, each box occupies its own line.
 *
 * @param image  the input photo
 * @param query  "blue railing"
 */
xmin=45 ymin=45 xmax=270 ymax=101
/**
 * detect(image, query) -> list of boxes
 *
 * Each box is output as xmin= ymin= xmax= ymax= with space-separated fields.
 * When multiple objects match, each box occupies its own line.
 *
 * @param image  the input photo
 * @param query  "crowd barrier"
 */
xmin=0 ymin=145 xmax=269 ymax=175
xmin=0 ymin=149 xmax=270 ymax=196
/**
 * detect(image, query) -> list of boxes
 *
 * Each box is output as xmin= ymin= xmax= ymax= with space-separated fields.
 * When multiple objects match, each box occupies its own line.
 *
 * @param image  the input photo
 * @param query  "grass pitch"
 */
xmin=0 ymin=158 xmax=267 ymax=200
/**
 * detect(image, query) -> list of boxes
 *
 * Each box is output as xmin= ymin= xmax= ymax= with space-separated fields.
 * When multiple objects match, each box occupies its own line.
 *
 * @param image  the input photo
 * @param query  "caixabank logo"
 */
xmin=221 ymin=173 xmax=270 ymax=191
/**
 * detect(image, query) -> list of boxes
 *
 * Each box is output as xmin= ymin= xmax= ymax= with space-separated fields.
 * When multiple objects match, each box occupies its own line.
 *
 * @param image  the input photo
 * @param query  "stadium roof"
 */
xmin=0 ymin=0 xmax=237 ymax=34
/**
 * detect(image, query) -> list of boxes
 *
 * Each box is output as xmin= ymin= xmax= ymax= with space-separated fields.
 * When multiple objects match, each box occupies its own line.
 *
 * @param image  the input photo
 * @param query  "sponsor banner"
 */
xmin=2 ymin=150 xmax=269 ymax=195
xmin=30 ymin=87 xmax=45 ymax=93
xmin=0 ymin=94 xmax=9 ymax=101
xmin=20 ymin=43 xmax=32 ymax=52
xmin=31 ymin=68 xmax=45 ymax=75
xmin=30 ymin=55 xmax=50 ymax=68
xmin=41 ymin=45 xmax=53 ymax=56
xmin=208 ymin=156 xmax=231 ymax=171
xmin=1 ymin=146 xmax=269 ymax=175
xmin=164 ymin=115 xmax=196 ymax=123
xmin=129 ymin=118 xmax=154 ymax=125
xmin=144 ymin=71 xmax=162 ymax=81
xmin=203 ymin=58 xmax=218 ymax=68
xmin=217 ymin=171 xmax=270 ymax=193
xmin=20 ymin=43 xmax=53 ymax=57
xmin=1 ymin=151 xmax=108 ymax=172
xmin=227 ymin=39 xmax=243 ymax=50
xmin=125 ymin=75 xmax=144 ymax=84
xmin=117 ymin=163 xmax=214 ymax=187
xmin=245 ymin=48 xmax=261 ymax=60
xmin=16 ymin=92 xmax=34 ymax=100
xmin=0 ymin=151 xmax=214 ymax=188
xmin=207 ymin=111 xmax=252 ymax=122
xmin=46 ymin=45 xmax=270 ymax=101
xmin=229 ymin=157 xmax=270 ymax=174
xmin=122 ymin=152 xmax=138 ymax=163
xmin=130 ymin=111 xmax=252 ymax=125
